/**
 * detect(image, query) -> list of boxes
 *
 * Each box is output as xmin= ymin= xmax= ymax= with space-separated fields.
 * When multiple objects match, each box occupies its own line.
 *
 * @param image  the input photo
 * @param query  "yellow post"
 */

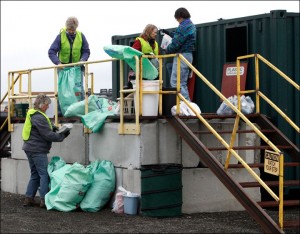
xmin=255 ymin=55 xmax=260 ymax=113
xmin=279 ymin=152 xmax=284 ymax=229
xmin=176 ymin=55 xmax=181 ymax=115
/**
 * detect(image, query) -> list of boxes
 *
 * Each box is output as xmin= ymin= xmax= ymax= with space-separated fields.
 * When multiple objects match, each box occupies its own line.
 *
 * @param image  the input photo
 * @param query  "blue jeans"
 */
xmin=170 ymin=53 xmax=193 ymax=101
xmin=25 ymin=151 xmax=49 ymax=199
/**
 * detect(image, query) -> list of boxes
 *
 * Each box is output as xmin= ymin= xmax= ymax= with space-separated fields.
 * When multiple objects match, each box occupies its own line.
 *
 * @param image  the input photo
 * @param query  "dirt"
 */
xmin=1 ymin=191 xmax=299 ymax=233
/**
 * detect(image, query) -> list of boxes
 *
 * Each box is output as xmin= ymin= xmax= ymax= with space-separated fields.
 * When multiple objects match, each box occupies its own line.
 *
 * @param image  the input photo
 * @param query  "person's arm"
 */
xmin=33 ymin=114 xmax=66 ymax=142
xmin=166 ymin=27 xmax=185 ymax=54
xmin=132 ymin=39 xmax=142 ymax=52
xmin=80 ymin=33 xmax=90 ymax=61
xmin=48 ymin=34 xmax=62 ymax=65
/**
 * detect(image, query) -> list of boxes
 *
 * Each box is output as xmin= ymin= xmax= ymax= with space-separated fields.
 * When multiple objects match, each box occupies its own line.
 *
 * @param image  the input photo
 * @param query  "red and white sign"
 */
xmin=221 ymin=62 xmax=248 ymax=99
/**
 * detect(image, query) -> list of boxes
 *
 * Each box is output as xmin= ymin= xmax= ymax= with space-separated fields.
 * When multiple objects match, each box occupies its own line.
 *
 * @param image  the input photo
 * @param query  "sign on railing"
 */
xmin=264 ymin=150 xmax=280 ymax=176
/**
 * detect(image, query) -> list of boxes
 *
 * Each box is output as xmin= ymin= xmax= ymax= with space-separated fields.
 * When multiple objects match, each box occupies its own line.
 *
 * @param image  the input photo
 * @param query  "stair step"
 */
xmin=207 ymin=145 xmax=293 ymax=151
xmin=240 ymin=180 xmax=300 ymax=188
xmin=258 ymin=200 xmax=300 ymax=207
xmin=193 ymin=129 xmax=275 ymax=135
xmin=283 ymin=220 xmax=300 ymax=228
xmin=228 ymin=162 xmax=300 ymax=168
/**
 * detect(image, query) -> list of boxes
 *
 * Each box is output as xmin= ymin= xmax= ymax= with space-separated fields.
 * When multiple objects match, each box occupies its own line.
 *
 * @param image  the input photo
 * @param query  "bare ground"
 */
xmin=1 ymin=191 xmax=299 ymax=233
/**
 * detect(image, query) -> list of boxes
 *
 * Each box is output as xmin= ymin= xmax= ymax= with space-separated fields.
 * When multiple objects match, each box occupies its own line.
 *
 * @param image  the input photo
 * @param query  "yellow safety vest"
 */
xmin=59 ymin=28 xmax=82 ymax=63
xmin=22 ymin=109 xmax=52 ymax=140
xmin=136 ymin=37 xmax=158 ymax=55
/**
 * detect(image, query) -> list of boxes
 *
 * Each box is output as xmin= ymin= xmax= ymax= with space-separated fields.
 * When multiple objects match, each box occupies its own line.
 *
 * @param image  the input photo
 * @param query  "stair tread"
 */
xmin=240 ymin=180 xmax=300 ymax=187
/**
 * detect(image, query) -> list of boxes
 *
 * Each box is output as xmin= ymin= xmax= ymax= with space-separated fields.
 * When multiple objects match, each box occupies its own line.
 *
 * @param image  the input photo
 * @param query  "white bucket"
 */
xmin=131 ymin=80 xmax=159 ymax=116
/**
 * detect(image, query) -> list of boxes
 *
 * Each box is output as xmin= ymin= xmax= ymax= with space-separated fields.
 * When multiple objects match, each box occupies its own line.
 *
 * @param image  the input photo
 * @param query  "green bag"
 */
xmin=103 ymin=45 xmax=158 ymax=80
xmin=80 ymin=98 xmax=117 ymax=133
xmin=80 ymin=160 xmax=116 ymax=212
xmin=46 ymin=162 xmax=93 ymax=212
xmin=64 ymin=95 xmax=102 ymax=117
xmin=58 ymin=66 xmax=83 ymax=115
xmin=47 ymin=156 xmax=66 ymax=175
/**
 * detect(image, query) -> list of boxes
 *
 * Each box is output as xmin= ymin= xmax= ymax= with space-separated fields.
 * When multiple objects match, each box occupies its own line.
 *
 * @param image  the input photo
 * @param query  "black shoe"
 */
xmin=23 ymin=197 xmax=35 ymax=207
xmin=40 ymin=198 xmax=46 ymax=208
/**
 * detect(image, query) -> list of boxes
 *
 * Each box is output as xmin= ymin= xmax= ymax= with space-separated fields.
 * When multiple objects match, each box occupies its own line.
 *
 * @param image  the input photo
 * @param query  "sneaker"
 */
xmin=40 ymin=198 xmax=46 ymax=208
xmin=23 ymin=197 xmax=35 ymax=207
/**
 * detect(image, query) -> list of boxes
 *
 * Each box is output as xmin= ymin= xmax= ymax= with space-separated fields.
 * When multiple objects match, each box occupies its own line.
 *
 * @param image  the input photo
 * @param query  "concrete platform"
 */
xmin=1 ymin=119 xmax=261 ymax=213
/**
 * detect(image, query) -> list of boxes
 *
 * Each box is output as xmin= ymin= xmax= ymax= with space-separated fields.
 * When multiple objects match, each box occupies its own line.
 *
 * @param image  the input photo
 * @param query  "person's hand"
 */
xmin=52 ymin=126 xmax=59 ymax=132
xmin=161 ymin=29 xmax=171 ymax=36
xmin=63 ymin=130 xmax=70 ymax=138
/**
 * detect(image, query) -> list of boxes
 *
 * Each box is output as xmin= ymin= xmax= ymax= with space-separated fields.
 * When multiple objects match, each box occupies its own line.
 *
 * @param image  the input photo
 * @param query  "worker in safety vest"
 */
xmin=22 ymin=94 xmax=70 ymax=208
xmin=48 ymin=16 xmax=90 ymax=66
xmin=48 ymin=16 xmax=90 ymax=114
xmin=126 ymin=24 xmax=160 ymax=89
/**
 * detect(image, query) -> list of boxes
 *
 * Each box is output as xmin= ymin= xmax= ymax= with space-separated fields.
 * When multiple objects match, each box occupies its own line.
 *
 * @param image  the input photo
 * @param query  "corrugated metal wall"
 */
xmin=111 ymin=10 xmax=299 ymax=148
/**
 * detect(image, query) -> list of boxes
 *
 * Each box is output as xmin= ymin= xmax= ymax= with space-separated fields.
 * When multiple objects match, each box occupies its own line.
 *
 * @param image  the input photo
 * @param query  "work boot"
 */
xmin=40 ymin=198 xmax=46 ymax=208
xmin=23 ymin=197 xmax=35 ymax=207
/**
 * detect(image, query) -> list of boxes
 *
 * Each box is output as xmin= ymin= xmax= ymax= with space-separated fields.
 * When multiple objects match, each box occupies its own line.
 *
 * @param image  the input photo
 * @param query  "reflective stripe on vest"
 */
xmin=22 ymin=109 xmax=52 ymax=140
xmin=136 ymin=37 xmax=158 ymax=55
xmin=59 ymin=28 xmax=82 ymax=63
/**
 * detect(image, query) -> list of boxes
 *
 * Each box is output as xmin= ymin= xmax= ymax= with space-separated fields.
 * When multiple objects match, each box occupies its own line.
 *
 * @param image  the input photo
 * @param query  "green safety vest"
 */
xmin=59 ymin=28 xmax=82 ymax=63
xmin=136 ymin=37 xmax=158 ymax=55
xmin=22 ymin=109 xmax=52 ymax=140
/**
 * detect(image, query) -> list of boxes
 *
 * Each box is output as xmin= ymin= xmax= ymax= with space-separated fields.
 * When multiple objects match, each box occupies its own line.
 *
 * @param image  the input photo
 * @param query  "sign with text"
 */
xmin=264 ymin=150 xmax=280 ymax=176
xmin=221 ymin=62 xmax=248 ymax=99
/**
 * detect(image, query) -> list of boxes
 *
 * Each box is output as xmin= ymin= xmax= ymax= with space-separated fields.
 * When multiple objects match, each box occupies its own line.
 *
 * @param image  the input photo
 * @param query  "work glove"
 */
xmin=161 ymin=29 xmax=171 ymax=36
xmin=63 ymin=130 xmax=70 ymax=138
xmin=52 ymin=126 xmax=59 ymax=132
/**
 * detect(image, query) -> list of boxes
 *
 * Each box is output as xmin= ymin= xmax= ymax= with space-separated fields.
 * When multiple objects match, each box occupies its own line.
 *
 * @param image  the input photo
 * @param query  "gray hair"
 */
xmin=34 ymin=93 xmax=51 ymax=110
xmin=65 ymin=16 xmax=79 ymax=30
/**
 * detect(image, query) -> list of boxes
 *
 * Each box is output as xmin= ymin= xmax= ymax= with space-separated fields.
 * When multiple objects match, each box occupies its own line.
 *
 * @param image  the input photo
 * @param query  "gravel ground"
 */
xmin=1 ymin=191 xmax=299 ymax=233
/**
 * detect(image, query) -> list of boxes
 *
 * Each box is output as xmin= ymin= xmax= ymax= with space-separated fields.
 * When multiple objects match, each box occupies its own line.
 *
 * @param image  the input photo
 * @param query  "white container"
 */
xmin=131 ymin=80 xmax=159 ymax=116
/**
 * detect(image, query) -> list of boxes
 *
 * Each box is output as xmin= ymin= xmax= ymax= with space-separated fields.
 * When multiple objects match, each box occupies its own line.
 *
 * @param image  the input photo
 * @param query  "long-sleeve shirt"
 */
xmin=166 ymin=18 xmax=196 ymax=54
xmin=48 ymin=32 xmax=90 ymax=65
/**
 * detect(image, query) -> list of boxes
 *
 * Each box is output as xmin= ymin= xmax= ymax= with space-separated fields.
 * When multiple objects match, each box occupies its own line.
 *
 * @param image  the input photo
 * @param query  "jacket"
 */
xmin=166 ymin=18 xmax=196 ymax=54
xmin=22 ymin=110 xmax=65 ymax=153
xmin=48 ymin=29 xmax=90 ymax=65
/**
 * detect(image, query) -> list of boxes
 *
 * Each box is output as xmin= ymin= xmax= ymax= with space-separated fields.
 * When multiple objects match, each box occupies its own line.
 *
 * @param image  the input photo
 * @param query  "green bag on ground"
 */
xmin=47 ymin=156 xmax=66 ymax=175
xmin=58 ymin=66 xmax=83 ymax=115
xmin=80 ymin=160 xmax=116 ymax=212
xmin=46 ymin=162 xmax=93 ymax=212
xmin=104 ymin=45 xmax=158 ymax=80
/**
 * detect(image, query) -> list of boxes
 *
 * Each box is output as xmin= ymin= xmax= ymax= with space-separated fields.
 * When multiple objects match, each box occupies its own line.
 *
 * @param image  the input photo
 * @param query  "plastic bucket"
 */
xmin=123 ymin=194 xmax=140 ymax=215
xmin=140 ymin=164 xmax=183 ymax=217
xmin=131 ymin=80 xmax=159 ymax=116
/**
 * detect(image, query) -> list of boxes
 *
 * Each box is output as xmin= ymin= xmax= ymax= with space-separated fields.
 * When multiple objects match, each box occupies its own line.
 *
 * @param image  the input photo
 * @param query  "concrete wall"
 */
xmin=1 ymin=119 xmax=261 ymax=213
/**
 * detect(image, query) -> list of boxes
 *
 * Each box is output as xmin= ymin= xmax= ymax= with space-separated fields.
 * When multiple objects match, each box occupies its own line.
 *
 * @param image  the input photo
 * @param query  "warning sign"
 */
xmin=264 ymin=150 xmax=280 ymax=176
xmin=221 ymin=62 xmax=248 ymax=99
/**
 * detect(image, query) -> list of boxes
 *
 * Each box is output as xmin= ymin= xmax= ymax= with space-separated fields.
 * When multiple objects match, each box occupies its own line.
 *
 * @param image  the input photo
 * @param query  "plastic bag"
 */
xmin=64 ymin=95 xmax=105 ymax=117
xmin=46 ymin=162 xmax=93 ymax=212
xmin=104 ymin=45 xmax=158 ymax=80
xmin=161 ymin=34 xmax=172 ymax=50
xmin=58 ymin=66 xmax=83 ymax=116
xmin=80 ymin=98 xmax=117 ymax=133
xmin=80 ymin=160 xmax=116 ymax=212
xmin=217 ymin=95 xmax=255 ymax=115
xmin=171 ymin=102 xmax=201 ymax=116
xmin=112 ymin=186 xmax=129 ymax=214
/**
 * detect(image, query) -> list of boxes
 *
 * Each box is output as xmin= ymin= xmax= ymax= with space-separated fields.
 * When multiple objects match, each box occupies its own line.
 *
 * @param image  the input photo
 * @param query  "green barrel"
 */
xmin=140 ymin=164 xmax=183 ymax=217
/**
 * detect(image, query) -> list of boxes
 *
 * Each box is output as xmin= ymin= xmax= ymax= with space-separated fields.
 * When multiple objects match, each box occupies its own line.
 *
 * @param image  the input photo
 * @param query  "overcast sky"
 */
xmin=1 ymin=1 xmax=299 ymax=100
